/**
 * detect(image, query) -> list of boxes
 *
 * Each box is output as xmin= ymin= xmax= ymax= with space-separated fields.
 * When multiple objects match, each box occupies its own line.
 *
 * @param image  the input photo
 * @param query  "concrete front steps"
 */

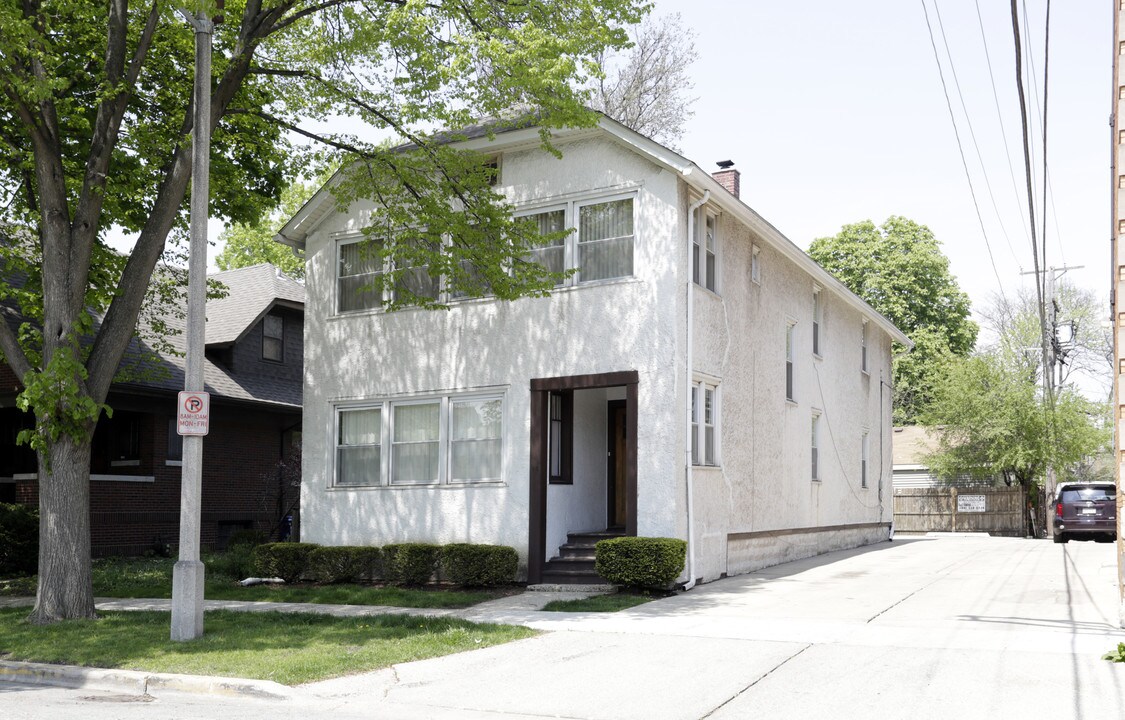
xmin=541 ymin=529 xmax=624 ymax=585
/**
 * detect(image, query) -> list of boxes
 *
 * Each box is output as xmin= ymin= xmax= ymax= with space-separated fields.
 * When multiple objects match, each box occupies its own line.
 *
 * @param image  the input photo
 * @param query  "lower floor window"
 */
xmin=691 ymin=380 xmax=720 ymax=467
xmin=335 ymin=393 xmax=503 ymax=487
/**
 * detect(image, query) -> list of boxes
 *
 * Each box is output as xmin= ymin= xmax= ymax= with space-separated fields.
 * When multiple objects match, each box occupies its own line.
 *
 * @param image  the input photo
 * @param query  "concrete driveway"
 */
xmin=2 ymin=535 xmax=1123 ymax=719
xmin=311 ymin=535 xmax=1125 ymax=720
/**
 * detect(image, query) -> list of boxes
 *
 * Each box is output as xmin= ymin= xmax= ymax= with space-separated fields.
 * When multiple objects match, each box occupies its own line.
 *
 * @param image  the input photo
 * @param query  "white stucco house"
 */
xmin=277 ymin=114 xmax=911 ymax=585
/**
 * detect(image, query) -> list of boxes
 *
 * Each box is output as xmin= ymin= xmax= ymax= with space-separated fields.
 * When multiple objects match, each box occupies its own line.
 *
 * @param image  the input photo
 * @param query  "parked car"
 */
xmin=1053 ymin=482 xmax=1116 ymax=543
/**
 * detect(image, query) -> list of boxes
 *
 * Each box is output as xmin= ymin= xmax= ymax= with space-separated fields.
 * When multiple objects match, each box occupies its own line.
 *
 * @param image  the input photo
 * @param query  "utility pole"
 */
xmin=1111 ymin=0 xmax=1124 ymax=629
xmin=1022 ymin=264 xmax=1081 ymax=537
xmin=171 ymin=1 xmax=220 ymax=642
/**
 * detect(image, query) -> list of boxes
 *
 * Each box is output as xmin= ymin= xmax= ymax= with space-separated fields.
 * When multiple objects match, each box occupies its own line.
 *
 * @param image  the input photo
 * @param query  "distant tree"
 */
xmin=589 ymin=13 xmax=699 ymax=148
xmin=976 ymin=283 xmax=1111 ymax=399
xmin=923 ymin=350 xmax=1108 ymax=492
xmin=808 ymin=216 xmax=978 ymax=423
xmin=215 ymin=181 xmax=315 ymax=280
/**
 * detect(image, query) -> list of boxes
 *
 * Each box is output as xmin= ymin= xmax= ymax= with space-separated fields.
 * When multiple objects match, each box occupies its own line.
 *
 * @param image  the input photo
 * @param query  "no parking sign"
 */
xmin=177 ymin=391 xmax=210 ymax=436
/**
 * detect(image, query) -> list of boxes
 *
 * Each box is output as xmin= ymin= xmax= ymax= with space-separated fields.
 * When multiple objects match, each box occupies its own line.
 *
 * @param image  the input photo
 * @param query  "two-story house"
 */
xmin=0 ymin=263 xmax=304 ymax=555
xmin=277 ymin=115 xmax=910 ymax=585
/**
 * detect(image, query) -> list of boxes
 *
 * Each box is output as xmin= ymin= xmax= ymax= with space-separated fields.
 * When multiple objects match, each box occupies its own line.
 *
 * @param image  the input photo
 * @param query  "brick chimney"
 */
xmin=713 ymin=160 xmax=740 ymax=199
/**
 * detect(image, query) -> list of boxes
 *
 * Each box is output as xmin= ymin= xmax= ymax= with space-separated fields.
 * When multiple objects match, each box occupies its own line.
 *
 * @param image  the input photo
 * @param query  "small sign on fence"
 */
xmin=957 ymin=494 xmax=986 ymax=513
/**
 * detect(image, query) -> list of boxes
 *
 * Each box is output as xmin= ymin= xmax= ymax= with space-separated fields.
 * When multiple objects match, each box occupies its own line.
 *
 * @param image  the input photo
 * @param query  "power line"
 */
xmin=920 ymin=0 xmax=1008 ymax=300
xmin=933 ymin=0 xmax=1021 ymax=276
xmin=973 ymin=0 xmax=1033 ymax=263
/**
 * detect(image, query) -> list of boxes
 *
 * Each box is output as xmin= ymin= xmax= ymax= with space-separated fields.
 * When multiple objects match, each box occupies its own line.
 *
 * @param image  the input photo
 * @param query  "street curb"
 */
xmin=0 ymin=659 xmax=295 ymax=700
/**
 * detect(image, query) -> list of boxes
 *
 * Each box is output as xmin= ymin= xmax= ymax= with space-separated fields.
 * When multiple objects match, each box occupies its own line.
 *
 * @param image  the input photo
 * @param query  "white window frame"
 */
xmin=785 ymin=320 xmax=796 ymax=402
xmin=336 ymin=235 xmax=386 ymax=314
xmin=332 ymin=391 xmax=505 ymax=488
xmin=861 ymin=430 xmax=870 ymax=488
xmin=861 ymin=319 xmax=869 ymax=374
xmin=751 ymin=245 xmax=761 ymax=285
xmin=693 ymin=211 xmax=719 ymax=293
xmin=812 ymin=286 xmax=823 ymax=357
xmin=811 ymin=410 xmax=821 ymax=481
xmin=517 ymin=191 xmax=639 ymax=289
xmin=691 ymin=378 xmax=720 ymax=467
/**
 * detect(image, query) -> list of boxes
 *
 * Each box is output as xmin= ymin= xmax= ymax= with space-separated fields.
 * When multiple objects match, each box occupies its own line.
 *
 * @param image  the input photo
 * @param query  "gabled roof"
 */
xmin=276 ymin=114 xmax=911 ymax=347
xmin=205 ymin=263 xmax=305 ymax=347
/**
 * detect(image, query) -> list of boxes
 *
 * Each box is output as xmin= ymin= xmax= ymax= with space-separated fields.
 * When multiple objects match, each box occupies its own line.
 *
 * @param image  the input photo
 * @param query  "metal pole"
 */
xmin=171 ymin=8 xmax=213 ymax=642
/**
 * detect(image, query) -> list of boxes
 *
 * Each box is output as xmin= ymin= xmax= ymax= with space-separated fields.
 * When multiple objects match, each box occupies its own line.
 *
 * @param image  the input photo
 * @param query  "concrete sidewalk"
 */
xmin=4 ymin=537 xmax=1125 ymax=720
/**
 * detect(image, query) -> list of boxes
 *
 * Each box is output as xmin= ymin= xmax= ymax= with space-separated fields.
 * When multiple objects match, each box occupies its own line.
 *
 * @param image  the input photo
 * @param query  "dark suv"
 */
xmin=1053 ymin=482 xmax=1116 ymax=543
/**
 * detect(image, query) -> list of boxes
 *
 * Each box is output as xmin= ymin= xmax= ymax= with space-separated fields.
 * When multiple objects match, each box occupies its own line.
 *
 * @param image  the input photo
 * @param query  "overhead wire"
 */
xmin=933 ymin=0 xmax=1020 ymax=284
xmin=920 ymin=0 xmax=1008 ymax=301
xmin=973 ymin=0 xmax=1032 ymax=265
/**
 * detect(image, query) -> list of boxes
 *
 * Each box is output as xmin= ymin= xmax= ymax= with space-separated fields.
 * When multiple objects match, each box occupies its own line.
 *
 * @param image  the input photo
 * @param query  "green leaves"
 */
xmin=809 ymin=216 xmax=978 ymax=423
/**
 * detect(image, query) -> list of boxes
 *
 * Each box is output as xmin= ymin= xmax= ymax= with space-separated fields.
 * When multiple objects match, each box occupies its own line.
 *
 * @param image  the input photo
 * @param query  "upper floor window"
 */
xmin=338 ymin=238 xmax=383 ymax=313
xmin=577 ymin=197 xmax=634 ymax=282
xmin=262 ymin=313 xmax=284 ymax=362
xmin=861 ymin=320 xmax=869 ymax=373
xmin=812 ymin=288 xmax=822 ymax=356
xmin=693 ymin=212 xmax=718 ymax=292
xmin=751 ymin=245 xmax=761 ymax=285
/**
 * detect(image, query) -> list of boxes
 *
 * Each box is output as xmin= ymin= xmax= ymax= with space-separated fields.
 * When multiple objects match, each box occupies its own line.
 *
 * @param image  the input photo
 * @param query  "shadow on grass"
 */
xmin=0 ymin=607 xmax=536 ymax=685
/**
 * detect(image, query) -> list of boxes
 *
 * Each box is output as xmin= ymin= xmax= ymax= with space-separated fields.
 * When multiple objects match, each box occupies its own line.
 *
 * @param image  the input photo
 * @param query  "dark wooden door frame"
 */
xmin=606 ymin=399 xmax=626 ymax=529
xmin=528 ymin=371 xmax=638 ymax=584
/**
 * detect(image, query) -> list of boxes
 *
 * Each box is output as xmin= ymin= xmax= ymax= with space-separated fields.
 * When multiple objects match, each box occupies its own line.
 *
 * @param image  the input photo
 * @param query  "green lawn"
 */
xmin=0 ymin=607 xmax=536 ymax=685
xmin=0 ymin=557 xmax=512 ymax=609
xmin=540 ymin=592 xmax=658 ymax=613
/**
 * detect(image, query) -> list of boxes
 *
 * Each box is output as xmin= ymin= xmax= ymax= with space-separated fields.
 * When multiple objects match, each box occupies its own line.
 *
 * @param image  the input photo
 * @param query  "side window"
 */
xmin=861 ymin=431 xmax=870 ymax=488
xmin=547 ymin=391 xmax=573 ymax=484
xmin=785 ymin=322 xmax=796 ymax=401
xmin=751 ymin=245 xmax=761 ymax=285
xmin=693 ymin=213 xmax=718 ymax=292
xmin=811 ymin=412 xmax=821 ymax=480
xmin=691 ymin=380 xmax=720 ymax=466
xmin=262 ymin=313 xmax=283 ymax=362
xmin=861 ymin=320 xmax=869 ymax=373
xmin=812 ymin=288 xmax=822 ymax=356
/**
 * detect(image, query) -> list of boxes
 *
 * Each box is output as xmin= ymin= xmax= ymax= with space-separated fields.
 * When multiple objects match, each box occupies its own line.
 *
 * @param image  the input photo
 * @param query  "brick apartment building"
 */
xmin=0 ymin=263 xmax=304 ymax=556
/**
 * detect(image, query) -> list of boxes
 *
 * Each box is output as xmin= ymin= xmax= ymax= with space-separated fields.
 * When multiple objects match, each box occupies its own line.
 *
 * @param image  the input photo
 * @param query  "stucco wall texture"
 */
xmin=299 ymin=131 xmax=895 ymax=582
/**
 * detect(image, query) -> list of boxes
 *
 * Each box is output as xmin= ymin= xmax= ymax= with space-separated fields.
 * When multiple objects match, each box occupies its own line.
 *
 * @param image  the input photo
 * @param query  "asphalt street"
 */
xmin=2 ymin=535 xmax=1123 ymax=719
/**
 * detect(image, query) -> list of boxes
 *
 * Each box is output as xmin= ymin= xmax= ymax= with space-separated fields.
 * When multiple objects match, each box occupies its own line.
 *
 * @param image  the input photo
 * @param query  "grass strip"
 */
xmin=0 ymin=607 xmax=535 ymax=686
xmin=539 ymin=592 xmax=657 ymax=613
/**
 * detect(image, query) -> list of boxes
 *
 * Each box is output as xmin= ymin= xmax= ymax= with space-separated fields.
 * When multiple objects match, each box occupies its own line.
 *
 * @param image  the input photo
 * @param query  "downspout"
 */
xmin=683 ymin=190 xmax=710 ymax=591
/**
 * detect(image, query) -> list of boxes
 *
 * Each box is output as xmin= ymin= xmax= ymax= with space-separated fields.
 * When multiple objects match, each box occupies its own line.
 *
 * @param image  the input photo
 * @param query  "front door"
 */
xmin=607 ymin=400 xmax=627 ymax=528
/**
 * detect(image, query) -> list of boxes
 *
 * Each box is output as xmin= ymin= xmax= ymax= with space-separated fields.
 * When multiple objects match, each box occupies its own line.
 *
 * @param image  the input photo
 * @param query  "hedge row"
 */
xmin=594 ymin=536 xmax=686 ymax=590
xmin=248 ymin=542 xmax=517 ymax=587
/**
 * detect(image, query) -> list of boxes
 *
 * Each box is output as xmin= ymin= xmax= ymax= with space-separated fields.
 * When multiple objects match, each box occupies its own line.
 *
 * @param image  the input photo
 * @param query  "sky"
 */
xmin=655 ymin=0 xmax=1112 ymax=329
xmin=107 ymin=1 xmax=1112 ymax=333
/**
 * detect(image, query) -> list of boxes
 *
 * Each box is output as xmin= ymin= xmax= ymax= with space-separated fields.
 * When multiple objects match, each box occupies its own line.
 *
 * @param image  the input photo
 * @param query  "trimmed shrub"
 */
xmin=307 ymin=546 xmax=382 ymax=584
xmin=226 ymin=528 xmax=268 ymax=549
xmin=251 ymin=542 xmax=319 ymax=583
xmin=382 ymin=543 xmax=441 ymax=586
xmin=442 ymin=544 xmax=518 ymax=587
xmin=205 ymin=544 xmax=258 ymax=581
xmin=595 ymin=536 xmax=686 ymax=590
xmin=0 ymin=503 xmax=39 ymax=577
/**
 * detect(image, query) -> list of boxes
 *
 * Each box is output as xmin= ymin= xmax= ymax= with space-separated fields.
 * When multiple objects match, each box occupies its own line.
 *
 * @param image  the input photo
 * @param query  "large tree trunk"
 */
xmin=29 ymin=433 xmax=96 ymax=624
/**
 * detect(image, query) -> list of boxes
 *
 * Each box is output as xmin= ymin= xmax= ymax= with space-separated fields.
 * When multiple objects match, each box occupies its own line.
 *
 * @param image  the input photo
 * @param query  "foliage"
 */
xmin=588 ymin=13 xmax=699 ymax=148
xmin=977 ymin=283 xmax=1112 ymax=400
xmin=0 ymin=0 xmax=646 ymax=622
xmin=307 ymin=545 xmax=383 ymax=584
xmin=251 ymin=542 xmax=320 ymax=583
xmin=0 ymin=503 xmax=38 ymax=576
xmin=441 ymin=544 xmax=518 ymax=587
xmin=0 ymin=607 xmax=537 ymax=686
xmin=1102 ymin=643 xmax=1125 ymax=663
xmin=226 ymin=528 xmax=268 ymax=549
xmin=205 ymin=544 xmax=258 ymax=581
xmin=382 ymin=543 xmax=442 ymax=586
xmin=215 ymin=180 xmax=319 ymax=279
xmin=594 ymin=537 xmax=686 ymax=590
xmin=922 ymin=351 xmax=1110 ymax=490
xmin=540 ymin=591 xmax=657 ymax=613
xmin=808 ymin=216 xmax=978 ymax=423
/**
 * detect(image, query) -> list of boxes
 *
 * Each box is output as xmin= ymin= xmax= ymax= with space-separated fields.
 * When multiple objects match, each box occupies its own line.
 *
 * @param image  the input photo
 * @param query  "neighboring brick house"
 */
xmin=279 ymin=114 xmax=911 ymax=585
xmin=0 ymin=263 xmax=304 ymax=556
